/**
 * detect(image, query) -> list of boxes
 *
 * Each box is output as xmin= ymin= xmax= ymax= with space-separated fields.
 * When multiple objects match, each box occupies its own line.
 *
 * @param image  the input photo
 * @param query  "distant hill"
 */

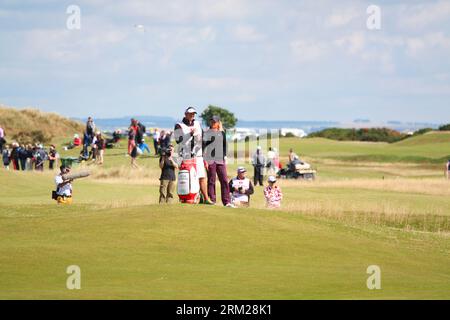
xmin=0 ymin=105 xmax=84 ymax=144
xmin=394 ymin=131 xmax=450 ymax=146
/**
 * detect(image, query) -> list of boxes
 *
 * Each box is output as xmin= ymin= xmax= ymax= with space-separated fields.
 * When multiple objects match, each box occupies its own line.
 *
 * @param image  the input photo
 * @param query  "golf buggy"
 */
xmin=278 ymin=160 xmax=317 ymax=180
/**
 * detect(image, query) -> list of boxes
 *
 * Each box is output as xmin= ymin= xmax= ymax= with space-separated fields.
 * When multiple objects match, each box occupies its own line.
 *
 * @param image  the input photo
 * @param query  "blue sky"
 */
xmin=0 ymin=0 xmax=449 ymax=122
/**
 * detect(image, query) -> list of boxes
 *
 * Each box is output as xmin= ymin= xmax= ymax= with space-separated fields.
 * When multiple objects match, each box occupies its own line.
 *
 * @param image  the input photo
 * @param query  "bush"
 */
xmin=12 ymin=130 xmax=52 ymax=144
xmin=438 ymin=124 xmax=450 ymax=131
xmin=308 ymin=128 xmax=406 ymax=143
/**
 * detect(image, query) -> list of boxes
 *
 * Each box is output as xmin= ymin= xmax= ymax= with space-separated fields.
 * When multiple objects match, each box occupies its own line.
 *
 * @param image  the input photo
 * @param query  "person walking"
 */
xmin=252 ymin=146 xmax=266 ymax=186
xmin=159 ymin=144 xmax=178 ymax=203
xmin=203 ymin=116 xmax=232 ymax=207
xmin=174 ymin=107 xmax=213 ymax=204
xmin=264 ymin=176 xmax=283 ymax=209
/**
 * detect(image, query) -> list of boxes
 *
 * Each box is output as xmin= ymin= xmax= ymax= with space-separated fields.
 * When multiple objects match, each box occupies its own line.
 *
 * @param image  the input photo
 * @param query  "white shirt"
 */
xmin=55 ymin=175 xmax=72 ymax=196
xmin=231 ymin=178 xmax=250 ymax=203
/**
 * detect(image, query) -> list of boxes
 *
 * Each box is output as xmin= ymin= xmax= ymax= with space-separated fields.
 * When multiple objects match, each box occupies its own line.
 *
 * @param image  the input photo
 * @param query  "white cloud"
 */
xmin=406 ymin=32 xmax=450 ymax=56
xmin=187 ymin=75 xmax=242 ymax=89
xmin=325 ymin=7 xmax=360 ymax=28
xmin=334 ymin=32 xmax=365 ymax=54
xmin=290 ymin=40 xmax=326 ymax=63
xmin=231 ymin=25 xmax=265 ymax=42
xmin=399 ymin=0 xmax=450 ymax=29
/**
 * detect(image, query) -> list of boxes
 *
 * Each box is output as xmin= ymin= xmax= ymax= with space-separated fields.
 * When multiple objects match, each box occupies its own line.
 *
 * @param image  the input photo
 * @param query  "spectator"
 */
xmin=138 ymin=138 xmax=151 ymax=155
xmin=252 ymin=146 xmax=266 ymax=186
xmin=2 ymin=145 xmax=10 ymax=170
xmin=86 ymin=117 xmax=96 ymax=139
xmin=128 ymin=120 xmax=139 ymax=168
xmin=34 ymin=144 xmax=48 ymax=171
xmin=48 ymin=145 xmax=58 ymax=170
xmin=159 ymin=130 xmax=172 ymax=153
xmin=18 ymin=144 xmax=28 ymax=171
xmin=204 ymin=116 xmax=232 ymax=207
xmin=264 ymin=176 xmax=283 ymax=209
xmin=0 ymin=127 xmax=5 ymax=152
xmin=10 ymin=143 xmax=20 ymax=170
xmin=25 ymin=144 xmax=33 ymax=170
xmin=73 ymin=134 xmax=81 ymax=147
xmin=446 ymin=159 xmax=450 ymax=180
xmin=153 ymin=128 xmax=161 ymax=155
xmin=229 ymin=167 xmax=254 ymax=207
xmin=95 ymin=132 xmax=106 ymax=165
xmin=159 ymin=144 xmax=178 ymax=203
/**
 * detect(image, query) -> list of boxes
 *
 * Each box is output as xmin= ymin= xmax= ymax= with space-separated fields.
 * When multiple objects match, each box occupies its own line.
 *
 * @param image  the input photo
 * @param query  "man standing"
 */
xmin=252 ymin=146 xmax=265 ymax=186
xmin=174 ymin=107 xmax=213 ymax=205
xmin=86 ymin=117 xmax=96 ymax=140
xmin=153 ymin=128 xmax=161 ymax=155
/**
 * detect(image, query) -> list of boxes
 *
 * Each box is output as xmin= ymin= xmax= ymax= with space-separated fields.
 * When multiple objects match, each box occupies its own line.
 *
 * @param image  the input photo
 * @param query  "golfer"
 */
xmin=54 ymin=165 xmax=73 ymax=205
xmin=174 ymin=107 xmax=213 ymax=205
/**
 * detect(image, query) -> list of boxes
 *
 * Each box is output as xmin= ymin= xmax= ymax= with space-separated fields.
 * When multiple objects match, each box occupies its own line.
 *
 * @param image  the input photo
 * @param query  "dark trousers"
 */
xmin=20 ymin=158 xmax=27 ymax=171
xmin=207 ymin=162 xmax=231 ymax=205
xmin=254 ymin=165 xmax=264 ymax=186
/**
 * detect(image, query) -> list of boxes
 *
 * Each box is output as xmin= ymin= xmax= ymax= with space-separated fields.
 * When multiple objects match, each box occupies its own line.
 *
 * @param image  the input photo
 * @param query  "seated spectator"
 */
xmin=73 ymin=134 xmax=81 ymax=146
xmin=229 ymin=167 xmax=254 ymax=207
xmin=264 ymin=176 xmax=283 ymax=209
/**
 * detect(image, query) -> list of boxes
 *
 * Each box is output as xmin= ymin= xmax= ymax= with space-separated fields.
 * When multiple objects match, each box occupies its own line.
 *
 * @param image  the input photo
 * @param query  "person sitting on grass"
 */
xmin=139 ymin=138 xmax=151 ymax=155
xmin=264 ymin=176 xmax=283 ymax=209
xmin=229 ymin=167 xmax=254 ymax=207
xmin=159 ymin=144 xmax=178 ymax=204
xmin=54 ymin=165 xmax=73 ymax=205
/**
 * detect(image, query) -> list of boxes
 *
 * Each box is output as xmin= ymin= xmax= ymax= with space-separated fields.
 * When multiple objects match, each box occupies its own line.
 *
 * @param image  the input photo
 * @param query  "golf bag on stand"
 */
xmin=177 ymin=158 xmax=201 ymax=204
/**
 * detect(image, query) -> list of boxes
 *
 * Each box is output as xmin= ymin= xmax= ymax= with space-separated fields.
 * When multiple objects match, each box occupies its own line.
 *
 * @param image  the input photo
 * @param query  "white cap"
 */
xmin=257 ymin=146 xmax=262 ymax=150
xmin=268 ymin=175 xmax=277 ymax=183
xmin=185 ymin=107 xmax=197 ymax=114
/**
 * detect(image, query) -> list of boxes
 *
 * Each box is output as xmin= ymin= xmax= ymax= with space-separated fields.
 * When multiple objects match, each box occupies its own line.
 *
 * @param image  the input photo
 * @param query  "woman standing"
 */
xmin=128 ymin=120 xmax=139 ymax=168
xmin=203 ymin=116 xmax=232 ymax=207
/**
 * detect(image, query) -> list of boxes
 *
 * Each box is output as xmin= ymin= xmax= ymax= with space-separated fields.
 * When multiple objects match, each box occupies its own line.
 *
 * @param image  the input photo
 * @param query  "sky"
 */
xmin=0 ymin=0 xmax=449 ymax=123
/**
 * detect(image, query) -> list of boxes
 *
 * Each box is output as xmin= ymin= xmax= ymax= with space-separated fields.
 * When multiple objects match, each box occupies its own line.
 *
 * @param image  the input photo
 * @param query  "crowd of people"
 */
xmin=2 ymin=140 xmax=59 ymax=172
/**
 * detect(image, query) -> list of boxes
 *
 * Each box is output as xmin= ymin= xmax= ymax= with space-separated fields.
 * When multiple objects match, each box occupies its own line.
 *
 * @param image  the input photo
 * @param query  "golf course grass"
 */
xmin=0 ymin=132 xmax=449 ymax=299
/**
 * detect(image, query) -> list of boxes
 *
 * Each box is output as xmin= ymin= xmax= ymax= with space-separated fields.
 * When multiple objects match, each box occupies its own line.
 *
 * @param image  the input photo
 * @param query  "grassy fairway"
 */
xmin=0 ymin=132 xmax=449 ymax=299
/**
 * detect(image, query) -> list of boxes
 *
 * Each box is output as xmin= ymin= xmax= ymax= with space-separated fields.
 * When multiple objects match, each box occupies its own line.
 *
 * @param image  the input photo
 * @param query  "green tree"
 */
xmin=200 ymin=105 xmax=238 ymax=129
xmin=439 ymin=124 xmax=450 ymax=131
